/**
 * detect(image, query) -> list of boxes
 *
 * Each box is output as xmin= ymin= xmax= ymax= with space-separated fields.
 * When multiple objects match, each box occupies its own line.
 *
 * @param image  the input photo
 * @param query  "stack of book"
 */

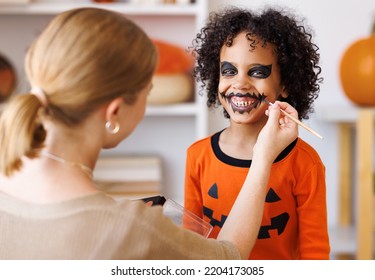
xmin=93 ymin=155 xmax=162 ymax=200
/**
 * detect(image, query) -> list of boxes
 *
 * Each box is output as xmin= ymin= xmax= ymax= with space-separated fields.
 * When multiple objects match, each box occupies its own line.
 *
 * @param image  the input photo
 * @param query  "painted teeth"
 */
xmin=234 ymin=101 xmax=252 ymax=107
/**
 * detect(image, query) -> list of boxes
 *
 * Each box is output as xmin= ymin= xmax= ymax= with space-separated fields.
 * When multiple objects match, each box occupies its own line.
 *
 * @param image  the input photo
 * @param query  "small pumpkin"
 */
xmin=339 ymin=23 xmax=375 ymax=106
xmin=152 ymin=39 xmax=194 ymax=75
xmin=148 ymin=39 xmax=194 ymax=105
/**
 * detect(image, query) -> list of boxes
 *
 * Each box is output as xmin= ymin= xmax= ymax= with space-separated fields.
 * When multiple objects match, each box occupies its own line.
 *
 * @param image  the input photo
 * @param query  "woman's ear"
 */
xmin=105 ymin=97 xmax=124 ymax=123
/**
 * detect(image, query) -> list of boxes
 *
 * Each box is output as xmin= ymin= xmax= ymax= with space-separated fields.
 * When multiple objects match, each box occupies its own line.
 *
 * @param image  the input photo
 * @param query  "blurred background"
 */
xmin=0 ymin=0 xmax=374 ymax=259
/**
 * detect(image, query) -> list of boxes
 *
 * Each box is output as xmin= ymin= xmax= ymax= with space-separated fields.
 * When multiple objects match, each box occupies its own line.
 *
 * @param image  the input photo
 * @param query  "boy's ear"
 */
xmin=105 ymin=97 xmax=124 ymax=121
xmin=280 ymin=87 xmax=288 ymax=99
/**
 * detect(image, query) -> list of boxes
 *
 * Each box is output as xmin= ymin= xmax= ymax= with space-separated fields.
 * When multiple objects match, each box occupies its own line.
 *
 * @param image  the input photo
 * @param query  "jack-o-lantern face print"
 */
xmin=203 ymin=184 xmax=289 ymax=239
xmin=258 ymin=188 xmax=289 ymax=239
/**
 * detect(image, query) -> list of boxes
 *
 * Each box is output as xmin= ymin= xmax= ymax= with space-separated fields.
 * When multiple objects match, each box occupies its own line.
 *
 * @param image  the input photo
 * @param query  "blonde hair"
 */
xmin=0 ymin=8 xmax=157 ymax=176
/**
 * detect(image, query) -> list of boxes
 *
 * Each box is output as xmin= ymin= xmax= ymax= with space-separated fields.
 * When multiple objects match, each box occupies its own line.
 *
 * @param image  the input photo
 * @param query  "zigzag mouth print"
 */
xmin=219 ymin=92 xmax=267 ymax=114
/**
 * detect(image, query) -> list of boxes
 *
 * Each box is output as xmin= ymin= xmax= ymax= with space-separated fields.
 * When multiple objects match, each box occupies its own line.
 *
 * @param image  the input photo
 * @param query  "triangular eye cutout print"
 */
xmin=266 ymin=188 xmax=281 ymax=202
xmin=208 ymin=183 xmax=219 ymax=199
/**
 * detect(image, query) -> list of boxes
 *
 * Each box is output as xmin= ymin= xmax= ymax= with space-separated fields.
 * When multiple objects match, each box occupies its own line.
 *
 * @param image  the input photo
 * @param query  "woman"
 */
xmin=0 ymin=7 xmax=297 ymax=259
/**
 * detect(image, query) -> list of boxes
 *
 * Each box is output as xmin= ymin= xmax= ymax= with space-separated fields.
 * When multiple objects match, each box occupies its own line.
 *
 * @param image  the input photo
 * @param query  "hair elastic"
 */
xmin=30 ymin=87 xmax=48 ymax=107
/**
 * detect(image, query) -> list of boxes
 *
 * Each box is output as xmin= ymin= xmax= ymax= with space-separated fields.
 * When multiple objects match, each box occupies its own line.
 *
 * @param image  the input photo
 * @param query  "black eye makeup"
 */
xmin=221 ymin=61 xmax=237 ymax=76
xmin=220 ymin=62 xmax=272 ymax=79
xmin=248 ymin=64 xmax=272 ymax=79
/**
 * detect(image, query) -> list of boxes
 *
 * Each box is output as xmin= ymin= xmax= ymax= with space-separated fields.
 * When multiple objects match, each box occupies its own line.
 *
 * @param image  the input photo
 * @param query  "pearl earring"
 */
xmin=105 ymin=121 xmax=120 ymax=134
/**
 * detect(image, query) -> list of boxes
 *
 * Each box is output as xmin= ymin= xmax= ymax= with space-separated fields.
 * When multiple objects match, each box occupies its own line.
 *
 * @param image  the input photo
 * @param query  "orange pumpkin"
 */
xmin=340 ymin=34 xmax=375 ymax=106
xmin=147 ymin=39 xmax=194 ymax=105
xmin=152 ymin=39 xmax=194 ymax=74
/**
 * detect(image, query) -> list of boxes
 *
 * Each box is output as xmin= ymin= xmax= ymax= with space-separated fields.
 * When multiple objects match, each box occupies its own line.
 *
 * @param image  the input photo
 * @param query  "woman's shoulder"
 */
xmin=94 ymin=194 xmax=163 ymax=219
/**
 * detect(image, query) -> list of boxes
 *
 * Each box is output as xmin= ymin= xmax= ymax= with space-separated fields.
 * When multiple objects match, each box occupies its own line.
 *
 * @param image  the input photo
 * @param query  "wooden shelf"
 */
xmin=316 ymin=104 xmax=375 ymax=123
xmin=0 ymin=2 xmax=198 ymax=15
xmin=329 ymin=225 xmax=375 ymax=259
xmin=146 ymin=103 xmax=198 ymax=116
xmin=329 ymin=225 xmax=356 ymax=259
xmin=317 ymin=105 xmax=375 ymax=259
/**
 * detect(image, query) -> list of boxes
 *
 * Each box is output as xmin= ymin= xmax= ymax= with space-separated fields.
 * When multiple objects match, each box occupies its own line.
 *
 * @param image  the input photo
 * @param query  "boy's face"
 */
xmin=218 ymin=32 xmax=287 ymax=123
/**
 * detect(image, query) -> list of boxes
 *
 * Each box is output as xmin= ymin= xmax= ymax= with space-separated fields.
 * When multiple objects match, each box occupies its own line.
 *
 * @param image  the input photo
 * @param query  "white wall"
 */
xmin=206 ymin=0 xmax=375 ymax=227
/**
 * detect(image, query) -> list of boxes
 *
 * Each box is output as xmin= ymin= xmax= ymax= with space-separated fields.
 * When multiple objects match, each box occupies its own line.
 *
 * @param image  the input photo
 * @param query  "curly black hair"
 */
xmin=190 ymin=6 xmax=323 ymax=120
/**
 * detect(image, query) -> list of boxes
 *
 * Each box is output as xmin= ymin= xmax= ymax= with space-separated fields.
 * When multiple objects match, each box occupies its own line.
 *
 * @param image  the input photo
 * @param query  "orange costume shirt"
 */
xmin=184 ymin=131 xmax=330 ymax=259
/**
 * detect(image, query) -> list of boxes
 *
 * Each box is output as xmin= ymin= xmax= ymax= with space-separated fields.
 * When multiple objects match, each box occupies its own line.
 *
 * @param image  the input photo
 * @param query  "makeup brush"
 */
xmin=265 ymin=100 xmax=323 ymax=140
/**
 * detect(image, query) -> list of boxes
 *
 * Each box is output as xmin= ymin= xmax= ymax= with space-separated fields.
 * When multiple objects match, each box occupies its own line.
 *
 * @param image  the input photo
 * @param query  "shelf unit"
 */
xmin=0 ymin=2 xmax=200 ymax=15
xmin=0 ymin=0 xmax=209 ymax=203
xmin=316 ymin=104 xmax=375 ymax=259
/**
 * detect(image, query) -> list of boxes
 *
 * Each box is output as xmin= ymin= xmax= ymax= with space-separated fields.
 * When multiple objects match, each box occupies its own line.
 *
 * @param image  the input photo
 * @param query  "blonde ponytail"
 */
xmin=0 ymin=93 xmax=46 ymax=176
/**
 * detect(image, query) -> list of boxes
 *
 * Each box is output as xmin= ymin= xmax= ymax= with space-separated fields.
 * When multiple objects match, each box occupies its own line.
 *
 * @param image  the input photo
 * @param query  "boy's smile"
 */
xmin=219 ymin=92 xmax=267 ymax=114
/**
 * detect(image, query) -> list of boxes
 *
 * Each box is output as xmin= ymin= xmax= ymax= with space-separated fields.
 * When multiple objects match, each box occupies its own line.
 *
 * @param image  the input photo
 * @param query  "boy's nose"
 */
xmin=233 ymin=73 xmax=252 ymax=91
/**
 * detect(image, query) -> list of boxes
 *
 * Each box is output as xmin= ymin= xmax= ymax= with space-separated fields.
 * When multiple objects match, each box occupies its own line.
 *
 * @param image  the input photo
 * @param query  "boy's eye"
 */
xmin=221 ymin=62 xmax=237 ymax=76
xmin=248 ymin=65 xmax=272 ymax=78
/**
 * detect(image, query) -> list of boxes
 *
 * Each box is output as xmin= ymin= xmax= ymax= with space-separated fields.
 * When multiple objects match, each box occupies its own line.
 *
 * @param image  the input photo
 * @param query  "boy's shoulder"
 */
xmin=188 ymin=134 xmax=212 ymax=150
xmin=294 ymin=137 xmax=323 ymax=163
xmin=187 ymin=132 xmax=218 ymax=154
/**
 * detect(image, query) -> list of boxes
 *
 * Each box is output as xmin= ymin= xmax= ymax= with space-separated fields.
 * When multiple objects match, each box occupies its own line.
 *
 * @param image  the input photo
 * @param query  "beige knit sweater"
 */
xmin=0 ymin=192 xmax=240 ymax=260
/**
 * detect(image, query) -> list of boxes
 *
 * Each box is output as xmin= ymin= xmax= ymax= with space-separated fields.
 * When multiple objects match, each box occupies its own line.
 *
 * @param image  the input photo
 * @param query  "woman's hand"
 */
xmin=254 ymin=101 xmax=299 ymax=162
